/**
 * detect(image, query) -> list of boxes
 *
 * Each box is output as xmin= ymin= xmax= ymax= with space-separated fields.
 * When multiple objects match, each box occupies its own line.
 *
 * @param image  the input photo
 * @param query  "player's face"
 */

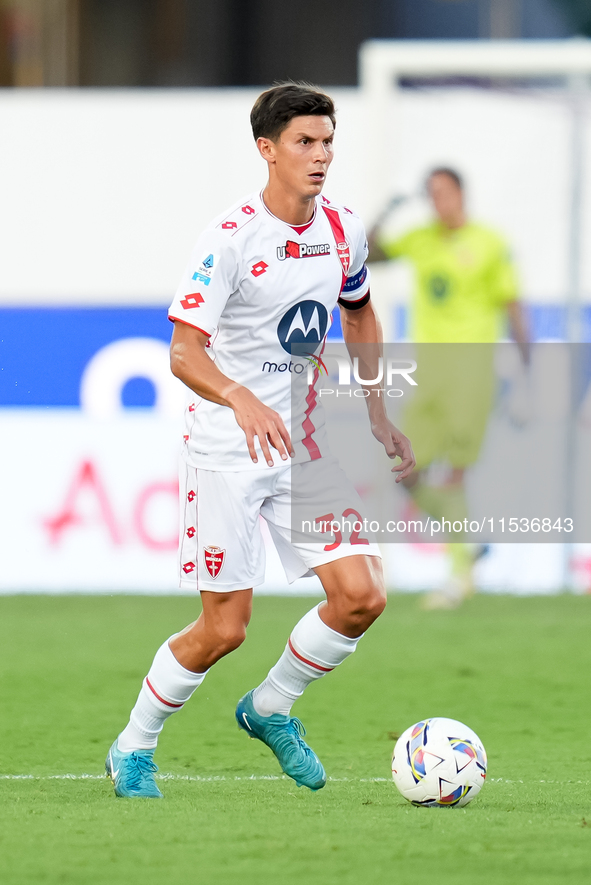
xmin=263 ymin=115 xmax=335 ymax=199
xmin=428 ymin=173 xmax=464 ymax=226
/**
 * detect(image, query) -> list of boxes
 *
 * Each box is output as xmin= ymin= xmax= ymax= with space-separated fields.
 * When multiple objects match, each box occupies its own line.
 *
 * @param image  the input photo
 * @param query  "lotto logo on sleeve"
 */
xmin=180 ymin=293 xmax=204 ymax=310
xmin=204 ymin=545 xmax=225 ymax=579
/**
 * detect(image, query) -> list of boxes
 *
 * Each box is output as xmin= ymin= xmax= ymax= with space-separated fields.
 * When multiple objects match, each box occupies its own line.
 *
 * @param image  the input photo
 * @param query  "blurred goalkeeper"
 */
xmin=369 ymin=167 xmax=528 ymax=608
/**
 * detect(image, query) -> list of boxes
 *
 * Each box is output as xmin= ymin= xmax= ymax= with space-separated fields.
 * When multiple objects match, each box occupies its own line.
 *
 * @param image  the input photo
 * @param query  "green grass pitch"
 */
xmin=1 ymin=593 xmax=590 ymax=885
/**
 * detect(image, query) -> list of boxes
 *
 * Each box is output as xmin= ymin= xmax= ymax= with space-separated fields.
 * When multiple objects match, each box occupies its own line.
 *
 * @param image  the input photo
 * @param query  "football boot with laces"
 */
xmin=105 ymin=740 xmax=163 ymax=798
xmin=235 ymin=690 xmax=326 ymax=791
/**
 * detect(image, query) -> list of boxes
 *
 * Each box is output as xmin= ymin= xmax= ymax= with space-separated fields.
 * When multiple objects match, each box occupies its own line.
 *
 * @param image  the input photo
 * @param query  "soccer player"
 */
xmin=369 ymin=168 xmax=528 ymax=608
xmin=106 ymin=83 xmax=415 ymax=798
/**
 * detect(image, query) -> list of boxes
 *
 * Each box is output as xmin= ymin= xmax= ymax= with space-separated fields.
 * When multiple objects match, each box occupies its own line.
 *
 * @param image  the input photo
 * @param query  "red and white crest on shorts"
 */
xmin=204 ymin=545 xmax=225 ymax=579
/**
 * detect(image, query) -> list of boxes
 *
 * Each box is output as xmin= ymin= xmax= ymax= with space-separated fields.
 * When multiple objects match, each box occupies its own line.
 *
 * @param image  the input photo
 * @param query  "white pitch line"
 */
xmin=0 ymin=774 xmax=589 ymax=785
xmin=0 ymin=774 xmax=390 ymax=783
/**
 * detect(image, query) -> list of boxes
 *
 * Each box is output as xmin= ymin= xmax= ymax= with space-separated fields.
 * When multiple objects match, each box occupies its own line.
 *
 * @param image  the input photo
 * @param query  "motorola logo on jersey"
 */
xmin=277 ymin=300 xmax=329 ymax=354
xmin=277 ymin=240 xmax=331 ymax=261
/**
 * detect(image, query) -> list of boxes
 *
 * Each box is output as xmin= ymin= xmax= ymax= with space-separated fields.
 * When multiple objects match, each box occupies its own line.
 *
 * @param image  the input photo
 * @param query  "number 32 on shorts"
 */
xmin=314 ymin=508 xmax=370 ymax=551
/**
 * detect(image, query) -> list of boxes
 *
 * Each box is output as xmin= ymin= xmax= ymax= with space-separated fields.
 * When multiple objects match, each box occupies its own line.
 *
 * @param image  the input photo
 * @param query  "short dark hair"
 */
xmin=250 ymin=82 xmax=336 ymax=141
xmin=427 ymin=167 xmax=464 ymax=191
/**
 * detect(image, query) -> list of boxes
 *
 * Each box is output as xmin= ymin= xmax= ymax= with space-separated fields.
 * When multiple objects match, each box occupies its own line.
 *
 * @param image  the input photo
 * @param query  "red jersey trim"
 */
xmin=289 ymin=218 xmax=315 ymax=236
xmin=322 ymin=206 xmax=349 ymax=290
xmin=302 ymin=369 xmax=322 ymax=461
xmin=288 ymin=638 xmax=333 ymax=673
xmin=168 ymin=315 xmax=211 ymax=338
xmin=301 ymin=336 xmax=326 ymax=462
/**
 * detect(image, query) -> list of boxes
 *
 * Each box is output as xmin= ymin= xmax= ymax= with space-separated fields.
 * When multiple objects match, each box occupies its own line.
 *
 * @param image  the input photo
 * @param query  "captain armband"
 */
xmin=338 ymin=290 xmax=371 ymax=311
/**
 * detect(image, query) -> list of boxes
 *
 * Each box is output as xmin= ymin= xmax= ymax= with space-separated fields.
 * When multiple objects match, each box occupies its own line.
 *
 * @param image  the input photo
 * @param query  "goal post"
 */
xmin=359 ymin=38 xmax=591 ymax=341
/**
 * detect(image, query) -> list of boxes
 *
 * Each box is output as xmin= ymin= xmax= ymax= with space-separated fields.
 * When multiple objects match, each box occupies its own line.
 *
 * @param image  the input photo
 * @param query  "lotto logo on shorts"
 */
xmin=204 ymin=545 xmax=225 ymax=579
xmin=182 ymin=561 xmax=195 ymax=574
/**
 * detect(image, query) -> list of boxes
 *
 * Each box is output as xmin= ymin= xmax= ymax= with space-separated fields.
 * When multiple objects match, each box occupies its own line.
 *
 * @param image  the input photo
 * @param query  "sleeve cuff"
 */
xmin=168 ymin=315 xmax=212 ymax=337
xmin=337 ymin=291 xmax=371 ymax=311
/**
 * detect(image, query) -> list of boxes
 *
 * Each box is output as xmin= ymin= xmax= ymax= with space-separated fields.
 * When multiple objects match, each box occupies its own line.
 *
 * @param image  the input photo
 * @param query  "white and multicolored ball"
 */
xmin=391 ymin=718 xmax=487 ymax=808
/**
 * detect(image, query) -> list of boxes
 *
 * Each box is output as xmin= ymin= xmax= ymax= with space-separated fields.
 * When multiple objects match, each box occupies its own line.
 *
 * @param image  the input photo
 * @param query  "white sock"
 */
xmin=252 ymin=603 xmax=362 ymax=717
xmin=117 ymin=639 xmax=207 ymax=752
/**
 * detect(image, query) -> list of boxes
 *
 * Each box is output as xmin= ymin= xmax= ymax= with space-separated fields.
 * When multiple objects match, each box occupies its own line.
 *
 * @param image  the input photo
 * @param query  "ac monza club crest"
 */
xmin=336 ymin=241 xmax=350 ymax=275
xmin=204 ymin=545 xmax=225 ymax=579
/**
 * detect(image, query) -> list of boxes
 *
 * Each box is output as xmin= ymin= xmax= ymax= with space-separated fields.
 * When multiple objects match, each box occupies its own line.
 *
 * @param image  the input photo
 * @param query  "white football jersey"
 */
xmin=168 ymin=190 xmax=371 ymax=471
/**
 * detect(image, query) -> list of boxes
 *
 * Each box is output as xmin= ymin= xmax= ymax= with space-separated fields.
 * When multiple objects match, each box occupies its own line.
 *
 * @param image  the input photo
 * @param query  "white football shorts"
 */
xmin=178 ymin=458 xmax=381 ymax=592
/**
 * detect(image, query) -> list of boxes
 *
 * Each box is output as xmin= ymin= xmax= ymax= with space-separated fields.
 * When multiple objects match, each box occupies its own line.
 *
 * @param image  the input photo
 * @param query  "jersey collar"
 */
xmin=259 ymin=189 xmax=318 ymax=235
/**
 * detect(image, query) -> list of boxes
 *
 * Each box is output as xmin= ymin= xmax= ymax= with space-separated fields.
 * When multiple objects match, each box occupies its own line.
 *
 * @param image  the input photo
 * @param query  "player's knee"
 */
xmin=214 ymin=621 xmax=247 ymax=655
xmin=358 ymin=584 xmax=387 ymax=624
xmin=341 ymin=582 xmax=386 ymax=632
xmin=368 ymin=586 xmax=387 ymax=620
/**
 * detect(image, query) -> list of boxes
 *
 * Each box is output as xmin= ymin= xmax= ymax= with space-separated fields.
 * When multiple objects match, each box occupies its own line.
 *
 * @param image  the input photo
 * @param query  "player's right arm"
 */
xmin=168 ymin=224 xmax=292 ymax=467
xmin=170 ymin=322 xmax=293 ymax=467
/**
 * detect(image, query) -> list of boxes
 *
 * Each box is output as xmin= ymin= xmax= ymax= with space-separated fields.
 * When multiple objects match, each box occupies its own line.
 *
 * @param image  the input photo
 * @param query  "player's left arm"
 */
xmin=506 ymin=300 xmax=529 ymax=366
xmin=492 ymin=236 xmax=529 ymax=365
xmin=340 ymin=298 xmax=415 ymax=481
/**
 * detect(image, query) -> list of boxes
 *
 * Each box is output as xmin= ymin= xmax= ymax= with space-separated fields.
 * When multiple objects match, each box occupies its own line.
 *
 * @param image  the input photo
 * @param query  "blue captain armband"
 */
xmin=338 ymin=264 xmax=370 ymax=310
xmin=341 ymin=264 xmax=368 ymax=294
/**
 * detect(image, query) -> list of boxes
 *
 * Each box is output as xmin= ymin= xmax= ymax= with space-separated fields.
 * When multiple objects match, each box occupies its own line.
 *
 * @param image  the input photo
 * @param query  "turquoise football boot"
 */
xmin=235 ymin=690 xmax=326 ymax=790
xmin=105 ymin=740 xmax=163 ymax=798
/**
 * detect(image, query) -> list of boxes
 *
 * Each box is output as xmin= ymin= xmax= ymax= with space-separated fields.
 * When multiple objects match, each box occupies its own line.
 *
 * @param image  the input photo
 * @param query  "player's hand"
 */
xmin=226 ymin=385 xmax=294 ymax=467
xmin=371 ymin=419 xmax=415 ymax=482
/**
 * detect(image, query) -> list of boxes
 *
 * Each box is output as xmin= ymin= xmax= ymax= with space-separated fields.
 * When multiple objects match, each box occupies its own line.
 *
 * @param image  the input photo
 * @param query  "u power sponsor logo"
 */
xmin=277 ymin=240 xmax=331 ymax=261
xmin=276 ymin=300 xmax=329 ymax=354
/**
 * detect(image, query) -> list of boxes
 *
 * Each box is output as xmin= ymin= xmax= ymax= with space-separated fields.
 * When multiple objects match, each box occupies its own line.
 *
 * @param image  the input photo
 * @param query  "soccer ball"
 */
xmin=391 ymin=718 xmax=487 ymax=808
